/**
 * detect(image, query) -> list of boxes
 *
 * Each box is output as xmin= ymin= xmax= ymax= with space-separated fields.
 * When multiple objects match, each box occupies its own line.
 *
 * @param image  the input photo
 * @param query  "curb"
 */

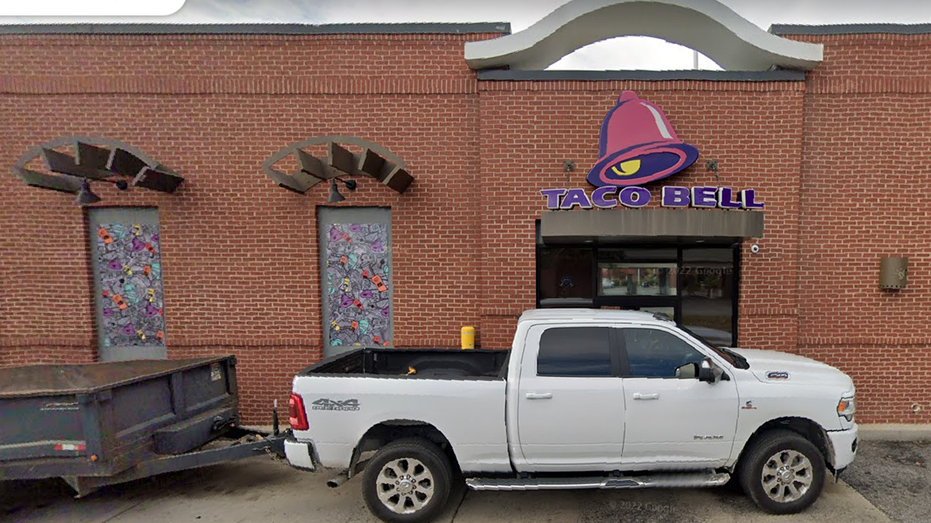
xmin=858 ymin=424 xmax=931 ymax=442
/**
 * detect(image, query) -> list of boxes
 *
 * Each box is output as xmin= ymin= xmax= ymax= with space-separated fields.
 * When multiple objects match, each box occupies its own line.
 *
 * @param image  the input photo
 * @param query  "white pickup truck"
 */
xmin=284 ymin=309 xmax=858 ymax=523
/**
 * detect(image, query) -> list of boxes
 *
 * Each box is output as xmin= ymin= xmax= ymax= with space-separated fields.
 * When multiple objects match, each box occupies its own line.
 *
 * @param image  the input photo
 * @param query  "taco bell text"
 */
xmin=541 ymin=186 xmax=765 ymax=210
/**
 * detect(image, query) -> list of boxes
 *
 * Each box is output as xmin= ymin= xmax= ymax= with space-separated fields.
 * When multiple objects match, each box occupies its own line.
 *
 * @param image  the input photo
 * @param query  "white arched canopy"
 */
xmin=464 ymin=0 xmax=823 ymax=71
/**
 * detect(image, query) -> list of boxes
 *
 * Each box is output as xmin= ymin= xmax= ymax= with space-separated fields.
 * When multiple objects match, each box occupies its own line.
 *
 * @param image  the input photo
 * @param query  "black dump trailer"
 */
xmin=0 ymin=355 xmax=286 ymax=496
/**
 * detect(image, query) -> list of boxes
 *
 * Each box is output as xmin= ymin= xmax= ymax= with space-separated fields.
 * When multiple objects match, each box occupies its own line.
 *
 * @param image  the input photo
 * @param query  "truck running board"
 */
xmin=465 ymin=471 xmax=730 ymax=491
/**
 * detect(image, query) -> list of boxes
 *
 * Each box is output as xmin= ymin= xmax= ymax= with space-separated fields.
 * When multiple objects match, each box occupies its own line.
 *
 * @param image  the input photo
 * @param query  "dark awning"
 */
xmin=540 ymin=209 xmax=763 ymax=244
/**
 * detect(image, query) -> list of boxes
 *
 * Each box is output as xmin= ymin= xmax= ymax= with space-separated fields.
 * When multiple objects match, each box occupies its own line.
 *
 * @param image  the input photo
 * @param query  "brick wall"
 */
xmin=0 ymin=31 xmax=493 ymax=422
xmin=787 ymin=31 xmax=931 ymax=423
xmin=2 ymin=28 xmax=931 ymax=424
xmin=477 ymin=84 xmax=806 ymax=355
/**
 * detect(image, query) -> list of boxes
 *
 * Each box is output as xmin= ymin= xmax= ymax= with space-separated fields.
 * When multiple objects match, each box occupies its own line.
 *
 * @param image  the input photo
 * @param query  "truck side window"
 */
xmin=537 ymin=327 xmax=612 ymax=377
xmin=622 ymin=328 xmax=704 ymax=378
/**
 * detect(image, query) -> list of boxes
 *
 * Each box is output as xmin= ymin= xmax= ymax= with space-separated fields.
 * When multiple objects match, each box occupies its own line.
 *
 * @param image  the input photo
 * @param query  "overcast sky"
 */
xmin=5 ymin=0 xmax=931 ymax=70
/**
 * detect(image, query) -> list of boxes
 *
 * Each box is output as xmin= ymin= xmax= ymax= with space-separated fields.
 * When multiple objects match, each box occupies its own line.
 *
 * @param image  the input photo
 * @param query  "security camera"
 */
xmin=750 ymin=244 xmax=760 ymax=254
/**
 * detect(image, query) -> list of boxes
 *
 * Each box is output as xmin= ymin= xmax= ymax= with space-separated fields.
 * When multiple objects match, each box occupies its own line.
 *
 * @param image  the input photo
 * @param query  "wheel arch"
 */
xmin=737 ymin=417 xmax=836 ymax=472
xmin=350 ymin=419 xmax=458 ymax=478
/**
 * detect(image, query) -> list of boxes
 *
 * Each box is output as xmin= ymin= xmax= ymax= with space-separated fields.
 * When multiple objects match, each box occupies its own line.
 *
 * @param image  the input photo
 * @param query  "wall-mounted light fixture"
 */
xmin=563 ymin=160 xmax=575 ymax=182
xmin=705 ymin=159 xmax=720 ymax=182
xmin=879 ymin=257 xmax=908 ymax=290
xmin=326 ymin=177 xmax=357 ymax=204
xmin=75 ymin=180 xmax=101 ymax=205
xmin=74 ymin=177 xmax=130 ymax=206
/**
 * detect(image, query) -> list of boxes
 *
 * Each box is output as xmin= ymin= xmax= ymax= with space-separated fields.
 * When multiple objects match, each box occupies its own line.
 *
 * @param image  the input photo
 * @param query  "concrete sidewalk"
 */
xmin=2 ymin=456 xmax=890 ymax=523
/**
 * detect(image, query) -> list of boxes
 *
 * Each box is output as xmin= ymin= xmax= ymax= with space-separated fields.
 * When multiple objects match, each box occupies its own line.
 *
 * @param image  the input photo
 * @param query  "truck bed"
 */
xmin=302 ymin=348 xmax=510 ymax=379
xmin=0 ymin=358 xmax=229 ymax=398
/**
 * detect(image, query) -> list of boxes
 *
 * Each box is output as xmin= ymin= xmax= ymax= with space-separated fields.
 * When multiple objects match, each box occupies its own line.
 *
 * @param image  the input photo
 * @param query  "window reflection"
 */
xmin=680 ymin=248 xmax=735 ymax=347
xmin=539 ymin=248 xmax=593 ymax=306
xmin=598 ymin=263 xmax=677 ymax=296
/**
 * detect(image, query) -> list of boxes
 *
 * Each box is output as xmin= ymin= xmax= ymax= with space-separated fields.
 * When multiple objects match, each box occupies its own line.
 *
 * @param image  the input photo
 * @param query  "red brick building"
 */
xmin=1 ymin=18 xmax=930 ymax=425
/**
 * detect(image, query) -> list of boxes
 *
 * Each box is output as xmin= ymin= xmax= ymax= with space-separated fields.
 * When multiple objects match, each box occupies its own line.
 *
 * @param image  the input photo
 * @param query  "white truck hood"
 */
xmin=728 ymin=348 xmax=854 ymax=391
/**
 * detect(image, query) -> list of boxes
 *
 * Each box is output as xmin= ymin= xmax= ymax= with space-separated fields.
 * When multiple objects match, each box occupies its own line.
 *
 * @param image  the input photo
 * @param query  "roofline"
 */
xmin=477 ymin=69 xmax=806 ymax=82
xmin=770 ymin=23 xmax=931 ymax=36
xmin=0 ymin=22 xmax=512 ymax=36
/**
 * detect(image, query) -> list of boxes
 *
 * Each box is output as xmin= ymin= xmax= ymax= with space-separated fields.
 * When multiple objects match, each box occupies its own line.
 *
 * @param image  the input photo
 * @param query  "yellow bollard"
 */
xmin=460 ymin=326 xmax=475 ymax=350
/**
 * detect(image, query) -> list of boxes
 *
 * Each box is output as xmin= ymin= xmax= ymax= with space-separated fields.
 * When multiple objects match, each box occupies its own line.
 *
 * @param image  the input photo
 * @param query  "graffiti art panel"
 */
xmin=95 ymin=223 xmax=166 ymax=348
xmin=326 ymin=223 xmax=391 ymax=347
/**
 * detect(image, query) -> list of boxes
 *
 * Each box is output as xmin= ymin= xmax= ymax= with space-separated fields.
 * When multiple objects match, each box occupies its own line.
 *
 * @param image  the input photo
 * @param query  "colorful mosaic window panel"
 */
xmin=95 ymin=223 xmax=166 ymax=348
xmin=326 ymin=223 xmax=391 ymax=347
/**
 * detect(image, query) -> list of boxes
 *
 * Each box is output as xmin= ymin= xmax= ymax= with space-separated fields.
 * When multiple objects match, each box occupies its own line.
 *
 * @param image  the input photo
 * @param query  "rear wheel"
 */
xmin=362 ymin=438 xmax=452 ymax=523
xmin=738 ymin=429 xmax=826 ymax=514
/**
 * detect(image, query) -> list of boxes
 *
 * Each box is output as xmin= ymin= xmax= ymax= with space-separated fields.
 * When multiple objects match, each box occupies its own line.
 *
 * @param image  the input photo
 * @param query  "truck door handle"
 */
xmin=632 ymin=392 xmax=659 ymax=400
xmin=526 ymin=392 xmax=553 ymax=400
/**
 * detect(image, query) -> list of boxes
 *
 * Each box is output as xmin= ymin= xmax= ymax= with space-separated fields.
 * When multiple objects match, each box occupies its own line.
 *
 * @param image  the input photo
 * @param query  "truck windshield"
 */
xmin=679 ymin=326 xmax=750 ymax=370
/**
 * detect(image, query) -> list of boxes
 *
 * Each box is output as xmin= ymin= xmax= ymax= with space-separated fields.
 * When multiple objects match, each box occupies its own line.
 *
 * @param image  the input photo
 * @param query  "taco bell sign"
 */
xmin=542 ymin=90 xmax=763 ymax=210
xmin=541 ymin=186 xmax=764 ymax=210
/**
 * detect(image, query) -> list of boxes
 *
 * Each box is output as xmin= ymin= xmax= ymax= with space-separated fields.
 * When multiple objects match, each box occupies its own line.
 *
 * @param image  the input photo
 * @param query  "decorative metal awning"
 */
xmin=263 ymin=135 xmax=414 ymax=196
xmin=12 ymin=136 xmax=184 ymax=202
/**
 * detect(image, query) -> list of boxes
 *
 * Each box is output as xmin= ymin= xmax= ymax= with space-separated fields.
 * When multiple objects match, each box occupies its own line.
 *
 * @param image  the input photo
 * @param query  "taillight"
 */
xmin=289 ymin=393 xmax=309 ymax=431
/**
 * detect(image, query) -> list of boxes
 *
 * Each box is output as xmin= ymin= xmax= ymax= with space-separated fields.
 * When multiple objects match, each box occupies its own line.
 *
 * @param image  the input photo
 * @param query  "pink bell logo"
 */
xmin=587 ymin=91 xmax=699 ymax=187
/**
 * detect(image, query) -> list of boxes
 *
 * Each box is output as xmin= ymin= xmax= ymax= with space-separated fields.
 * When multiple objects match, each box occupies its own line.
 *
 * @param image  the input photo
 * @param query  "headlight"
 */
xmin=837 ymin=395 xmax=855 ymax=422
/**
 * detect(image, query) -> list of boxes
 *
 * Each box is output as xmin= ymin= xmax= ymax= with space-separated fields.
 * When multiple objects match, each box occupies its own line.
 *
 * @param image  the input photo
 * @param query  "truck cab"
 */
xmin=286 ymin=309 xmax=858 ymax=523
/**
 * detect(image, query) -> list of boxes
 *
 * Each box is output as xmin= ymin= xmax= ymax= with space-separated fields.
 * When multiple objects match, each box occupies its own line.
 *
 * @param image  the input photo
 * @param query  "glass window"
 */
xmin=622 ymin=328 xmax=704 ymax=378
xmin=538 ymin=248 xmax=593 ymax=306
xmin=598 ymin=263 xmax=677 ymax=296
xmin=681 ymin=247 xmax=735 ymax=347
xmin=538 ymin=327 xmax=612 ymax=377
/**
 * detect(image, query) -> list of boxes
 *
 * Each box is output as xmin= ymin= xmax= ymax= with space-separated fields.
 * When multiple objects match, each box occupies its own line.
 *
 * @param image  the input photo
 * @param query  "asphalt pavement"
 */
xmin=1 ymin=456 xmax=891 ymax=523
xmin=842 ymin=439 xmax=931 ymax=523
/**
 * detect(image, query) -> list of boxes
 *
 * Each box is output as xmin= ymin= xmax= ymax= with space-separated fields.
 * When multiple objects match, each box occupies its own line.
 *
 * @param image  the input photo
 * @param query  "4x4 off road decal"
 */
xmin=312 ymin=398 xmax=360 ymax=411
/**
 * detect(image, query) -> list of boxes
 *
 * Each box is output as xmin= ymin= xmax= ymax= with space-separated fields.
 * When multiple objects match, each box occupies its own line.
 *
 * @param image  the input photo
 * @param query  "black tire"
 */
xmin=738 ymin=429 xmax=826 ymax=514
xmin=362 ymin=438 xmax=452 ymax=523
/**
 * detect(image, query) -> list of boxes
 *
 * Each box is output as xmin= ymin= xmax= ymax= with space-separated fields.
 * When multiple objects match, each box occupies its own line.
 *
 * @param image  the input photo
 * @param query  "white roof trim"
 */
xmin=464 ymin=0 xmax=823 ymax=71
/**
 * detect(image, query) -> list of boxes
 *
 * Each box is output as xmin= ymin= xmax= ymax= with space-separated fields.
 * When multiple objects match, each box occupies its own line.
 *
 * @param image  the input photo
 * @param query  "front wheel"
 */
xmin=362 ymin=438 xmax=452 ymax=523
xmin=738 ymin=429 xmax=826 ymax=514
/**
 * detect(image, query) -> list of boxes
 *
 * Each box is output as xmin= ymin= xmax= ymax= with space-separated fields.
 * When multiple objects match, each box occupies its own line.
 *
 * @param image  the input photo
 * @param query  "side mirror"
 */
xmin=698 ymin=357 xmax=722 ymax=384
xmin=674 ymin=362 xmax=698 ymax=379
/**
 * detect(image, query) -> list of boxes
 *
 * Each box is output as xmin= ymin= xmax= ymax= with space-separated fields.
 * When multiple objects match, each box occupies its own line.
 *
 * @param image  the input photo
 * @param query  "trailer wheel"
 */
xmin=738 ymin=429 xmax=826 ymax=514
xmin=362 ymin=437 xmax=452 ymax=523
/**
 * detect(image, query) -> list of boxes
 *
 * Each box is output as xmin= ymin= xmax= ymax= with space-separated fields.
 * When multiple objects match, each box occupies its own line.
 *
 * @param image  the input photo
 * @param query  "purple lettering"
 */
xmin=618 ymin=187 xmax=650 ymax=208
xmin=717 ymin=187 xmax=742 ymax=209
xmin=741 ymin=189 xmax=764 ymax=209
xmin=591 ymin=186 xmax=618 ymax=208
xmin=540 ymin=188 xmax=567 ymax=210
xmin=691 ymin=186 xmax=717 ymax=208
xmin=662 ymin=186 xmax=690 ymax=207
xmin=560 ymin=188 xmax=593 ymax=210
